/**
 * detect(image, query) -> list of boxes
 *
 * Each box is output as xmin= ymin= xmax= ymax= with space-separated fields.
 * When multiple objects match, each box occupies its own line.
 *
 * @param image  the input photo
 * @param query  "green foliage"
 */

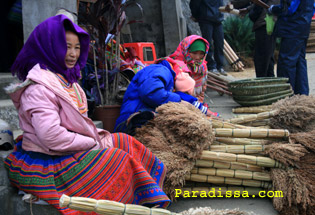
xmin=223 ymin=15 xmax=255 ymax=57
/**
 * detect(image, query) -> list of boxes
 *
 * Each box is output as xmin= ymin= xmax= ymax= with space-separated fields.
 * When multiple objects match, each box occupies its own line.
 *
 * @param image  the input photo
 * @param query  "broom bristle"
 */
xmin=135 ymin=102 xmax=214 ymax=200
xmin=270 ymin=95 xmax=315 ymax=133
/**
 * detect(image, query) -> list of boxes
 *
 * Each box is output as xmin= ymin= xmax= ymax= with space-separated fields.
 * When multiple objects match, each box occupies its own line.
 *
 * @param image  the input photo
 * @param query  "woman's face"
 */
xmin=189 ymin=50 xmax=205 ymax=63
xmin=65 ymin=31 xmax=80 ymax=68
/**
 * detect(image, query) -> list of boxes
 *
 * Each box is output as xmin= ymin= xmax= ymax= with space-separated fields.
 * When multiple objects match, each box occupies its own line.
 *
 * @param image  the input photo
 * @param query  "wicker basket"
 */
xmin=229 ymin=83 xmax=291 ymax=96
xmin=233 ymin=92 xmax=292 ymax=106
xmin=232 ymin=89 xmax=293 ymax=101
xmin=228 ymin=77 xmax=289 ymax=88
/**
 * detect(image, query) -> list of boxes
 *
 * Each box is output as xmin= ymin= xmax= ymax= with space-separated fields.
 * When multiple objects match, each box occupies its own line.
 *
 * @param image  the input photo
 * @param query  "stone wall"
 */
xmin=22 ymin=0 xmax=77 ymax=42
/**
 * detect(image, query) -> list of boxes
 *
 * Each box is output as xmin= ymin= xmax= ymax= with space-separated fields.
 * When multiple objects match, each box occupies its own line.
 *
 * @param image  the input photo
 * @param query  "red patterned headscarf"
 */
xmin=169 ymin=35 xmax=209 ymax=76
xmin=168 ymin=35 xmax=209 ymax=98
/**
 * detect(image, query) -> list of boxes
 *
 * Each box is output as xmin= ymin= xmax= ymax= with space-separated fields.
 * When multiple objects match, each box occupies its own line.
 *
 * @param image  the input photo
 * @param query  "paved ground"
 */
xmin=168 ymin=53 xmax=315 ymax=214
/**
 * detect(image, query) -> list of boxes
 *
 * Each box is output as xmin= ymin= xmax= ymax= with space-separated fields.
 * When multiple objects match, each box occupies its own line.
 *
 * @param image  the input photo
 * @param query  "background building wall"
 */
xmin=22 ymin=0 xmax=77 ymax=42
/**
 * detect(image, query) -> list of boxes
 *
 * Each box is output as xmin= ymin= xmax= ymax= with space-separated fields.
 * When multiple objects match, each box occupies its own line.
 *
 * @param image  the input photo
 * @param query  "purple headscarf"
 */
xmin=11 ymin=14 xmax=90 ymax=84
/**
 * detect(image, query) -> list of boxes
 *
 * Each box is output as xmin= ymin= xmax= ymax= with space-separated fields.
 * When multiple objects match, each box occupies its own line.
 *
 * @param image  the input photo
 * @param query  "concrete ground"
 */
xmin=168 ymin=53 xmax=315 ymax=214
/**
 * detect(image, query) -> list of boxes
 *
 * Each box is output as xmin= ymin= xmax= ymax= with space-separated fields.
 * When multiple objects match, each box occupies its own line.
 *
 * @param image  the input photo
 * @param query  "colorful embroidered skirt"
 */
xmin=4 ymin=133 xmax=170 ymax=214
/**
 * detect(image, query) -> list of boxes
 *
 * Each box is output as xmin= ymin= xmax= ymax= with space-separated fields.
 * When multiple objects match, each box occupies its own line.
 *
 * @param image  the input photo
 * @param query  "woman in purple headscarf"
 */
xmin=4 ymin=15 xmax=170 ymax=214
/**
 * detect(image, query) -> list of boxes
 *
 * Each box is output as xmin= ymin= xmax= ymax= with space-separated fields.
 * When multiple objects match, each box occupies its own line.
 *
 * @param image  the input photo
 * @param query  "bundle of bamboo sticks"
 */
xmin=207 ymin=72 xmax=232 ymax=96
xmin=224 ymin=39 xmax=244 ymax=72
xmin=184 ymin=106 xmax=288 ymax=194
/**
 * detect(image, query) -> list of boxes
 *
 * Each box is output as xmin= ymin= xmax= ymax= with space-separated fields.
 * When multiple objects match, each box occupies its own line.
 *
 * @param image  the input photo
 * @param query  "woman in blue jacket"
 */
xmin=114 ymin=58 xmax=217 ymax=135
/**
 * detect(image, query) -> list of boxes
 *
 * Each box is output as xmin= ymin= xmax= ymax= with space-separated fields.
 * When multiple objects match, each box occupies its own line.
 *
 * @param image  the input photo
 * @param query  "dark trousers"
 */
xmin=199 ymin=22 xmax=224 ymax=70
xmin=254 ymin=26 xmax=276 ymax=77
xmin=277 ymin=37 xmax=309 ymax=95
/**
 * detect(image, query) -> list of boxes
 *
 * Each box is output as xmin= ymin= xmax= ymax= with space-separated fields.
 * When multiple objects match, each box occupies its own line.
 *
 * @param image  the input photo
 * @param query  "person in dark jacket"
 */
xmin=268 ymin=0 xmax=314 ymax=95
xmin=114 ymin=59 xmax=218 ymax=135
xmin=190 ymin=0 xmax=227 ymax=76
xmin=232 ymin=0 xmax=280 ymax=77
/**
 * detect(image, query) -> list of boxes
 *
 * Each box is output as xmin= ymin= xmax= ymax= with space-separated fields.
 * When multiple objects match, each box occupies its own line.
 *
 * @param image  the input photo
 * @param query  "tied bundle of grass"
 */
xmin=135 ymin=102 xmax=213 ymax=200
xmin=269 ymin=95 xmax=315 ymax=133
xmin=264 ymin=137 xmax=315 ymax=214
xmin=59 ymin=194 xmax=179 ymax=215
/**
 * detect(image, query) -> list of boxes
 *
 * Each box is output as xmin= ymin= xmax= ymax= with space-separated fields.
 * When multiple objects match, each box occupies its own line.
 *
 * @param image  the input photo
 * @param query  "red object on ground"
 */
xmin=123 ymin=42 xmax=157 ymax=65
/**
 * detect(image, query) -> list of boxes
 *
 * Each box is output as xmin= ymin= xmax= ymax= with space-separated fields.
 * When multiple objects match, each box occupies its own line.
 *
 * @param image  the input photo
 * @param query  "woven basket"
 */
xmin=228 ymin=77 xmax=289 ymax=88
xmin=229 ymin=83 xmax=291 ymax=96
xmin=232 ymin=89 xmax=293 ymax=101
xmin=233 ymin=92 xmax=292 ymax=106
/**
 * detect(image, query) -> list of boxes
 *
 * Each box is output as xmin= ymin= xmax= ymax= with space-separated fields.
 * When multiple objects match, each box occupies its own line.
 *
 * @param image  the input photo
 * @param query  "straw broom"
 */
xmin=213 ymin=128 xmax=289 ymax=139
xmin=232 ymin=105 xmax=272 ymax=114
xmin=59 ymin=194 xmax=179 ymax=215
xmin=201 ymin=151 xmax=285 ymax=168
xmin=227 ymin=110 xmax=278 ymax=124
xmin=215 ymin=137 xmax=270 ymax=145
xmin=191 ymin=167 xmax=271 ymax=181
xmin=194 ymin=159 xmax=263 ymax=172
xmin=207 ymin=145 xmax=265 ymax=154
xmin=185 ymin=174 xmax=272 ymax=189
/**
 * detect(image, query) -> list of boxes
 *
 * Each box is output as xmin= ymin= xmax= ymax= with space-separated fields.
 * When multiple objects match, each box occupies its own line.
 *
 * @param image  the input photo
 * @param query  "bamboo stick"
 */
xmin=207 ymin=71 xmax=230 ymax=84
xmin=208 ymin=145 xmax=265 ymax=154
xmin=232 ymin=105 xmax=273 ymax=113
xmin=200 ymin=151 xmax=285 ymax=168
xmin=59 ymin=194 xmax=178 ymax=215
xmin=243 ymin=119 xmax=270 ymax=127
xmin=227 ymin=110 xmax=278 ymax=124
xmin=207 ymin=78 xmax=230 ymax=90
xmin=207 ymin=75 xmax=229 ymax=86
xmin=213 ymin=128 xmax=289 ymax=138
xmin=195 ymin=159 xmax=263 ymax=172
xmin=181 ymin=186 xmax=265 ymax=197
xmin=185 ymin=174 xmax=272 ymax=189
xmin=206 ymin=84 xmax=232 ymax=95
xmin=215 ymin=137 xmax=270 ymax=145
xmin=212 ymin=119 xmax=252 ymax=129
xmin=191 ymin=167 xmax=271 ymax=181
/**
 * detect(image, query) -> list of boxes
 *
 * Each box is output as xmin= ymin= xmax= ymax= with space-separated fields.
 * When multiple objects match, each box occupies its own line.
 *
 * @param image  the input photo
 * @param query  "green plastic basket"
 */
xmin=232 ymin=89 xmax=293 ymax=101
xmin=228 ymin=77 xmax=289 ymax=89
xmin=229 ymin=83 xmax=291 ymax=96
xmin=233 ymin=93 xmax=293 ymax=107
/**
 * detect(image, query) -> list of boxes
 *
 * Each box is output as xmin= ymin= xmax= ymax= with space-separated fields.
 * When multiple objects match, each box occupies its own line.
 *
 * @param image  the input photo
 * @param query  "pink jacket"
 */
xmin=6 ymin=64 xmax=113 ymax=155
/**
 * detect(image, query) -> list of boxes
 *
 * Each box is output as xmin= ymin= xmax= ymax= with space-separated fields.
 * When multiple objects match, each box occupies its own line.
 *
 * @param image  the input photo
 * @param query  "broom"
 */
xmin=59 ymin=194 xmax=179 ymax=215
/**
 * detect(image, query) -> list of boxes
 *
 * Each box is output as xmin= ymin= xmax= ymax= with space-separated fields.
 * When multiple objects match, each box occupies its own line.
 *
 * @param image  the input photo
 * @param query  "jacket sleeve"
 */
xmin=138 ymin=75 xmax=181 ymax=108
xmin=21 ymin=85 xmax=97 ymax=153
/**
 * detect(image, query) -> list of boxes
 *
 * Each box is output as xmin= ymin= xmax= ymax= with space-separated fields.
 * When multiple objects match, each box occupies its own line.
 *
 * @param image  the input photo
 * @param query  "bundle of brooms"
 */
xmin=133 ymin=95 xmax=314 ymax=214
xmin=133 ymin=102 xmax=286 ymax=199
xmin=226 ymin=95 xmax=315 ymax=214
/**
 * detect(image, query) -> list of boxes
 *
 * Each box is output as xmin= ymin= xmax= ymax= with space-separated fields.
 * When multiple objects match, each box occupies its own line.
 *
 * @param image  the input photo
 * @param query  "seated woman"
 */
xmin=114 ymin=57 xmax=218 ymax=135
xmin=4 ymin=14 xmax=170 ymax=214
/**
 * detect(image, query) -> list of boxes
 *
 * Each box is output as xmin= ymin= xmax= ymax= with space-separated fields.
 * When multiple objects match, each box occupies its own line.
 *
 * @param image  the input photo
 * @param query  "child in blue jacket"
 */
xmin=114 ymin=59 xmax=218 ymax=135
